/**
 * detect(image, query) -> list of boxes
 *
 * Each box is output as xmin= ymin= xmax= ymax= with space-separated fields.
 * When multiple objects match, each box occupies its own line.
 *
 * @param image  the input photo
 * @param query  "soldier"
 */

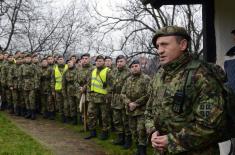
xmin=110 ymin=55 xmax=132 ymax=148
xmin=77 ymin=53 xmax=94 ymax=126
xmin=121 ymin=60 xmax=150 ymax=154
xmin=84 ymin=55 xmax=111 ymax=140
xmin=51 ymin=55 xmax=68 ymax=123
xmin=6 ymin=54 xmax=15 ymax=114
xmin=70 ymin=54 xmax=77 ymax=63
xmin=0 ymin=52 xmax=5 ymax=110
xmin=39 ymin=58 xmax=51 ymax=118
xmin=104 ymin=56 xmax=113 ymax=69
xmin=32 ymin=54 xmax=41 ymax=113
xmin=47 ymin=55 xmax=56 ymax=120
xmin=62 ymin=59 xmax=79 ymax=125
xmin=145 ymin=26 xmax=226 ymax=155
xmin=22 ymin=54 xmax=39 ymax=120
xmin=0 ymin=52 xmax=9 ymax=110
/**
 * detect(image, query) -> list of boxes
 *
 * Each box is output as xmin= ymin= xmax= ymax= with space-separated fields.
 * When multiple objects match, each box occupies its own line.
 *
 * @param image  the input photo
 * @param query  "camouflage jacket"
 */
xmin=21 ymin=63 xmax=39 ymax=91
xmin=121 ymin=72 xmax=150 ymax=116
xmin=0 ymin=61 xmax=9 ymax=87
xmin=110 ymin=67 xmax=131 ymax=109
xmin=7 ymin=62 xmax=18 ymax=89
xmin=62 ymin=66 xmax=79 ymax=97
xmin=145 ymin=53 xmax=225 ymax=155
xmin=77 ymin=64 xmax=94 ymax=87
xmin=40 ymin=66 xmax=52 ymax=94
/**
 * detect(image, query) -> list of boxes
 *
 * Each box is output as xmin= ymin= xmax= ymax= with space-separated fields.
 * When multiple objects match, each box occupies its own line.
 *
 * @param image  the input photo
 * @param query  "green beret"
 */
xmin=152 ymin=26 xmax=191 ymax=48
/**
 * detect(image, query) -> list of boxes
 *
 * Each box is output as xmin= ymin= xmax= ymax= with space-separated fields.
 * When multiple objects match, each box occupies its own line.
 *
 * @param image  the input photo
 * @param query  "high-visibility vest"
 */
xmin=91 ymin=67 xmax=110 ymax=94
xmin=54 ymin=64 xmax=68 ymax=91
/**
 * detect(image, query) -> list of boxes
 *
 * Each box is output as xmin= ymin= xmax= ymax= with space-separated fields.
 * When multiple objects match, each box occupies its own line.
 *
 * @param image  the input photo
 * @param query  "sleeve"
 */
xmin=121 ymin=79 xmax=131 ymax=106
xmin=166 ymin=67 xmax=225 ymax=154
xmin=51 ymin=68 xmax=55 ymax=92
xmin=62 ymin=72 xmax=67 ymax=96
xmin=134 ymin=76 xmax=150 ymax=106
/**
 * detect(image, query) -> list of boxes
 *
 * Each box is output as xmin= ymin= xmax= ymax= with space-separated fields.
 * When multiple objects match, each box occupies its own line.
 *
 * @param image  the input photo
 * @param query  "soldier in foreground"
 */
xmin=121 ymin=60 xmax=150 ymax=154
xmin=145 ymin=26 xmax=226 ymax=155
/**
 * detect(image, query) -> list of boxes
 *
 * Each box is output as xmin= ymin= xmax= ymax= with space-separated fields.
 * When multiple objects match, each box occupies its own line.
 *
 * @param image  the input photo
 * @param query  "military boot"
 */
xmin=136 ymin=145 xmax=146 ymax=155
xmin=25 ymin=109 xmax=31 ymax=119
xmin=113 ymin=133 xmax=125 ymax=145
xmin=15 ymin=106 xmax=21 ymax=116
xmin=8 ymin=105 xmax=14 ymax=114
xmin=31 ymin=109 xmax=36 ymax=120
xmin=99 ymin=131 xmax=109 ymax=140
xmin=71 ymin=115 xmax=78 ymax=125
xmin=123 ymin=135 xmax=132 ymax=149
xmin=21 ymin=107 xmax=26 ymax=117
xmin=49 ymin=111 xmax=55 ymax=120
xmin=61 ymin=114 xmax=66 ymax=123
xmin=43 ymin=111 xmax=49 ymax=119
xmin=84 ymin=130 xmax=97 ymax=140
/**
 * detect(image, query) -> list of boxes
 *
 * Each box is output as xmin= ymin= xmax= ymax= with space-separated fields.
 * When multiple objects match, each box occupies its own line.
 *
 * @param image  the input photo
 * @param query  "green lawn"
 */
xmin=0 ymin=112 xmax=53 ymax=155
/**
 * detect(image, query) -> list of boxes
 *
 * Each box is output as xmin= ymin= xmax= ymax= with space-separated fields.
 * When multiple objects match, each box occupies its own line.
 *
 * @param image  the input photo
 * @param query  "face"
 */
xmin=47 ymin=57 xmax=54 ymax=64
xmin=8 ymin=56 xmax=13 ymax=62
xmin=116 ymin=58 xmax=126 ymax=69
xmin=156 ymin=36 xmax=187 ymax=65
xmin=82 ymin=56 xmax=90 ymax=65
xmin=70 ymin=57 xmax=76 ymax=63
xmin=130 ymin=64 xmax=141 ymax=74
xmin=41 ymin=60 xmax=48 ymax=67
xmin=4 ymin=54 xmax=9 ymax=60
xmin=95 ymin=59 xmax=105 ymax=68
xmin=105 ymin=59 xmax=112 ymax=67
xmin=32 ymin=57 xmax=39 ymax=63
xmin=57 ymin=58 xmax=64 ymax=65
xmin=68 ymin=60 xmax=74 ymax=68
xmin=15 ymin=52 xmax=21 ymax=58
xmin=25 ymin=57 xmax=31 ymax=63
xmin=0 ymin=54 xmax=4 ymax=60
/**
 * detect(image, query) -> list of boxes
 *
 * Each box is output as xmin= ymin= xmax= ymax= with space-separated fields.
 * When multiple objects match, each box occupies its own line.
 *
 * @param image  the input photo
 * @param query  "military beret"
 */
xmin=95 ymin=55 xmax=105 ymax=61
xmin=105 ymin=56 xmax=112 ymax=60
xmin=152 ymin=26 xmax=191 ymax=48
xmin=25 ymin=53 xmax=32 ymax=57
xmin=116 ymin=55 xmax=126 ymax=63
xmin=81 ymin=53 xmax=90 ymax=58
xmin=41 ymin=57 xmax=47 ymax=61
xmin=231 ymin=29 xmax=235 ymax=34
xmin=70 ymin=54 xmax=77 ymax=58
xmin=57 ymin=55 xmax=64 ymax=59
xmin=129 ymin=59 xmax=140 ymax=68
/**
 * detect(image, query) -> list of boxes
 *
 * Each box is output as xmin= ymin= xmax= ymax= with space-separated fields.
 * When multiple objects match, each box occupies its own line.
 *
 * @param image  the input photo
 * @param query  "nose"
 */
xmin=157 ymin=46 xmax=164 ymax=55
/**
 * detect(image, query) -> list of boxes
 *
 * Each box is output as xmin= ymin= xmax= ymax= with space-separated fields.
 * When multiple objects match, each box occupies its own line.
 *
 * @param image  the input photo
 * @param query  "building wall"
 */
xmin=214 ymin=0 xmax=235 ymax=67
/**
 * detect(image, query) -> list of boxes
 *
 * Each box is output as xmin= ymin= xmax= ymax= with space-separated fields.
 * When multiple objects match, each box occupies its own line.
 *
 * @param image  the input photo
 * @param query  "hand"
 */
xmin=151 ymin=132 xmax=168 ymax=151
xmin=129 ymin=102 xmax=137 ymax=111
xmin=52 ymin=91 xmax=56 ymax=97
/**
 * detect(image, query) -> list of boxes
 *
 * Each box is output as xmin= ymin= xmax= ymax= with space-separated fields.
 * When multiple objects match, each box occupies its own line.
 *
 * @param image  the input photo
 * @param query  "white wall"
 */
xmin=214 ymin=0 xmax=235 ymax=67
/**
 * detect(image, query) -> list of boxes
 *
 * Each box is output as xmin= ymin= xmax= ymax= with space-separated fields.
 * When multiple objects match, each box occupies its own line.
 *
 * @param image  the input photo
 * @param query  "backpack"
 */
xmin=183 ymin=59 xmax=235 ymax=154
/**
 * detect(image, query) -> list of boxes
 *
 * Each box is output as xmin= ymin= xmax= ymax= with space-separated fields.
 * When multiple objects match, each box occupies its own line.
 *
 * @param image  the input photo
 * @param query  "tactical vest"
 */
xmin=54 ymin=64 xmax=68 ymax=91
xmin=91 ymin=67 xmax=109 ymax=94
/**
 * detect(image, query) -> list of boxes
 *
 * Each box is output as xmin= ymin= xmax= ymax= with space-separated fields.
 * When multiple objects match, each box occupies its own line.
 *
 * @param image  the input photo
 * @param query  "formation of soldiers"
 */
xmin=0 ymin=26 xmax=230 ymax=155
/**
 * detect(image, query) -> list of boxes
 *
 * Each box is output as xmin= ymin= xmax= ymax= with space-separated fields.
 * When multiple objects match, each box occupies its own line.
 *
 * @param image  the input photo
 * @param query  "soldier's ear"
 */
xmin=179 ymin=39 xmax=188 ymax=51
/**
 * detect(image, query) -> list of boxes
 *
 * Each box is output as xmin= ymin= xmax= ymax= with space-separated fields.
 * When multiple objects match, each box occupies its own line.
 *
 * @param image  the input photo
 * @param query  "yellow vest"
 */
xmin=91 ymin=67 xmax=110 ymax=94
xmin=54 ymin=64 xmax=68 ymax=91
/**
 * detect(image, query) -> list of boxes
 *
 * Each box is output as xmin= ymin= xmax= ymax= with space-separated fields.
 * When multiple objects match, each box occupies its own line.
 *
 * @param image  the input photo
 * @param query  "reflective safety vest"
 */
xmin=54 ymin=64 xmax=68 ymax=91
xmin=91 ymin=67 xmax=110 ymax=94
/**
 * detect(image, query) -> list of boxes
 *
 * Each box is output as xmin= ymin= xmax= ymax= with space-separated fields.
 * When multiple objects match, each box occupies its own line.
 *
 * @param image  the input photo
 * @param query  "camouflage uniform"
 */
xmin=39 ymin=65 xmax=52 ymax=117
xmin=48 ymin=64 xmax=56 ymax=114
xmin=121 ymin=72 xmax=150 ymax=147
xmin=7 ymin=60 xmax=18 ymax=113
xmin=62 ymin=66 xmax=79 ymax=118
xmin=111 ymin=67 xmax=131 ymax=137
xmin=22 ymin=62 xmax=39 ymax=114
xmin=51 ymin=64 xmax=67 ymax=117
xmin=1 ymin=60 xmax=9 ymax=108
xmin=145 ymin=52 xmax=225 ymax=155
xmin=16 ymin=60 xmax=25 ymax=115
xmin=33 ymin=62 xmax=41 ymax=112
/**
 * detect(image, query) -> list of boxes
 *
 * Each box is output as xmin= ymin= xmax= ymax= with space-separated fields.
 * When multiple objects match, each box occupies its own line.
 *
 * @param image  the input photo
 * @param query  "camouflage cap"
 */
xmin=152 ymin=26 xmax=191 ymax=48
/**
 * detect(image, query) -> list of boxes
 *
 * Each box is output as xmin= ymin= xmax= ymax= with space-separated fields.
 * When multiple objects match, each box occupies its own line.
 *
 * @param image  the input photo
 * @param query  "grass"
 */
xmin=57 ymin=116 xmax=154 ymax=155
xmin=0 ymin=112 xmax=53 ymax=155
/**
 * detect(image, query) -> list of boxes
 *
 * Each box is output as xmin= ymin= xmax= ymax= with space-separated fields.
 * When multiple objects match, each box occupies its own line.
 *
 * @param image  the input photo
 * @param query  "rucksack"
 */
xmin=183 ymin=59 xmax=235 ymax=154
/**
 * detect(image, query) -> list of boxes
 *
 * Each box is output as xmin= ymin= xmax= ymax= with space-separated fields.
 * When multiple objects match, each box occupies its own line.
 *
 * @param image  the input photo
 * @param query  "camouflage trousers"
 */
xmin=23 ymin=90 xmax=35 ymax=110
xmin=11 ymin=89 xmax=19 ymax=109
xmin=87 ymin=93 xmax=110 ymax=131
xmin=55 ymin=91 xmax=64 ymax=115
xmin=18 ymin=89 xmax=25 ymax=108
xmin=48 ymin=92 xmax=55 ymax=112
xmin=40 ymin=93 xmax=49 ymax=114
xmin=6 ymin=88 xmax=12 ymax=106
xmin=1 ymin=87 xmax=7 ymax=104
xmin=64 ymin=95 xmax=77 ymax=117
xmin=112 ymin=108 xmax=131 ymax=136
xmin=128 ymin=115 xmax=146 ymax=146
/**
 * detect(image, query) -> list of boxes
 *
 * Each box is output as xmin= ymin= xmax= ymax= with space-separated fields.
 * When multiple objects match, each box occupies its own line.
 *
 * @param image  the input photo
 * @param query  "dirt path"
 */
xmin=5 ymin=113 xmax=106 ymax=155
